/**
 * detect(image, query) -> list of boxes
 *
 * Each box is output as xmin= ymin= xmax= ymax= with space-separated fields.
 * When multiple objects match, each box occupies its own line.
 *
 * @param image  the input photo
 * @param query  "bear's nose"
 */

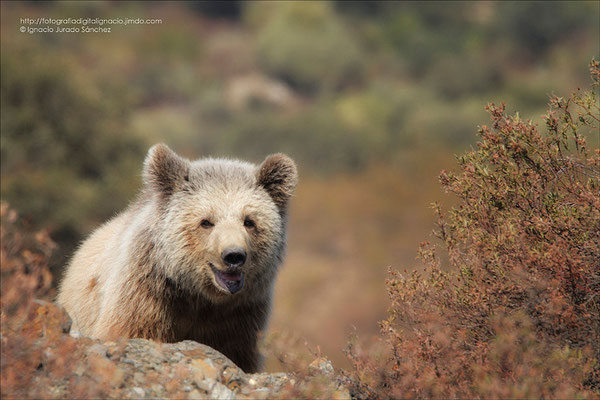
xmin=221 ymin=247 xmax=247 ymax=269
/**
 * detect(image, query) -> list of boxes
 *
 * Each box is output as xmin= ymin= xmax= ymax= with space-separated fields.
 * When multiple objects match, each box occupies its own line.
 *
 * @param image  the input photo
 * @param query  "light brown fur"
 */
xmin=57 ymin=144 xmax=297 ymax=372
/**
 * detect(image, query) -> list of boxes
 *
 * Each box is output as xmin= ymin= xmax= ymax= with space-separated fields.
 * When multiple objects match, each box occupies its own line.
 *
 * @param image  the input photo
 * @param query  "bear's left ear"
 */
xmin=143 ymin=143 xmax=190 ymax=196
xmin=256 ymin=154 xmax=298 ymax=213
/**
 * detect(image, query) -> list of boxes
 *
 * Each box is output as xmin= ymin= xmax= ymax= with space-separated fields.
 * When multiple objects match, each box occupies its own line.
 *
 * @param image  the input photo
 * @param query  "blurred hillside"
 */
xmin=1 ymin=1 xmax=598 ymax=369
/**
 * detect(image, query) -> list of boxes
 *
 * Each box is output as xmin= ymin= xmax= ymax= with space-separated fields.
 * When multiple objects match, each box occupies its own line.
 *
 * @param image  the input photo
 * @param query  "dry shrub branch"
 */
xmin=346 ymin=60 xmax=600 ymax=399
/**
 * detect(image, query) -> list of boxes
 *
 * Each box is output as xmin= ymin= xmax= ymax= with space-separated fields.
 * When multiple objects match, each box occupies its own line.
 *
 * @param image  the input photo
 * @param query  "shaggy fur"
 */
xmin=57 ymin=144 xmax=298 ymax=372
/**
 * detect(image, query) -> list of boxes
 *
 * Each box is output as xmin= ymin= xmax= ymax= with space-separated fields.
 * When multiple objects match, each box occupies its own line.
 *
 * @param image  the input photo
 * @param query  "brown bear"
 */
xmin=57 ymin=144 xmax=298 ymax=373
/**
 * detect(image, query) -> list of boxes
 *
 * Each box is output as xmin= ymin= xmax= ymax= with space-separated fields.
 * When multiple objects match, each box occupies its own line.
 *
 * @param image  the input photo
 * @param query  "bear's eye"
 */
xmin=243 ymin=217 xmax=256 ymax=230
xmin=200 ymin=219 xmax=214 ymax=229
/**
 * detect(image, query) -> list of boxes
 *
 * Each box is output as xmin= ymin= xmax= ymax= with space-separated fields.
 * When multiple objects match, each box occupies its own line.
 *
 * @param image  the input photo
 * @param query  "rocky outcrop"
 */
xmin=1 ymin=300 xmax=350 ymax=399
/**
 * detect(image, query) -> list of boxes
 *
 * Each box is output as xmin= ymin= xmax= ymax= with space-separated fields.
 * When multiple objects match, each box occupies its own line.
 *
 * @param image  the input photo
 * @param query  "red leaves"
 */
xmin=345 ymin=60 xmax=600 ymax=398
xmin=1 ymin=203 xmax=56 ymax=331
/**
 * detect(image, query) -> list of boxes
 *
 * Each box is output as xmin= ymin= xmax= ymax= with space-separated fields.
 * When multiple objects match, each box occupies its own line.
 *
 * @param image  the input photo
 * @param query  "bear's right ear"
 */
xmin=143 ymin=143 xmax=190 ymax=196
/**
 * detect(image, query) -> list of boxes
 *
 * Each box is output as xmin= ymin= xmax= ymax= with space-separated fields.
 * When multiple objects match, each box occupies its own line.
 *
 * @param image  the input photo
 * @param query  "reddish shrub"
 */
xmin=346 ymin=60 xmax=600 ymax=398
xmin=1 ymin=203 xmax=56 ymax=331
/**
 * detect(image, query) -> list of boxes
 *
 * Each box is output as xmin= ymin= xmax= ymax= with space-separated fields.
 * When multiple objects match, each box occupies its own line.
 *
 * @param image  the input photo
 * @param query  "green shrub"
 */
xmin=254 ymin=2 xmax=364 ymax=94
xmin=0 ymin=40 xmax=146 ymax=266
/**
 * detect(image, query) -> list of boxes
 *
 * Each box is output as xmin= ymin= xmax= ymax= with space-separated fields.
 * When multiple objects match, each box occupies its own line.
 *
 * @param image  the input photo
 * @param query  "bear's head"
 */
xmin=142 ymin=144 xmax=297 ymax=303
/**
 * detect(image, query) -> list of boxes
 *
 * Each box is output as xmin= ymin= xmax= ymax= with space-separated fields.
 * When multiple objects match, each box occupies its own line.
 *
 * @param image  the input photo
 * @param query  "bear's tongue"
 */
xmin=211 ymin=265 xmax=244 ymax=294
xmin=220 ymin=271 xmax=242 ymax=282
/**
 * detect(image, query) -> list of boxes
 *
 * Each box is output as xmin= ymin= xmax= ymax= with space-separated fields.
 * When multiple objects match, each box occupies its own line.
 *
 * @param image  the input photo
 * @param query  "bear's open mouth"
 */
xmin=210 ymin=263 xmax=244 ymax=294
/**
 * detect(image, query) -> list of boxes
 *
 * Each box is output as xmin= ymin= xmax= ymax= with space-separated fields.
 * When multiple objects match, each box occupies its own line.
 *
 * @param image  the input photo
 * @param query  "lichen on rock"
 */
xmin=1 ymin=300 xmax=349 ymax=399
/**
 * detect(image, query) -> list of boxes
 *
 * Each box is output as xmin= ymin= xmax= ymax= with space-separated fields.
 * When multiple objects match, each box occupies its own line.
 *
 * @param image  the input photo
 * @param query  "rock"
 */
xmin=225 ymin=73 xmax=299 ymax=111
xmin=308 ymin=356 xmax=335 ymax=376
xmin=191 ymin=358 xmax=218 ymax=381
xmin=1 ymin=300 xmax=348 ymax=399
xmin=244 ymin=387 xmax=270 ymax=399
xmin=209 ymin=382 xmax=236 ymax=400
xmin=21 ymin=299 xmax=72 ymax=340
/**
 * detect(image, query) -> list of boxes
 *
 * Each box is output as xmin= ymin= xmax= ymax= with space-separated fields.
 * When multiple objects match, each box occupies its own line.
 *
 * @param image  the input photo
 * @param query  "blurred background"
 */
xmin=1 ymin=1 xmax=598 ymax=370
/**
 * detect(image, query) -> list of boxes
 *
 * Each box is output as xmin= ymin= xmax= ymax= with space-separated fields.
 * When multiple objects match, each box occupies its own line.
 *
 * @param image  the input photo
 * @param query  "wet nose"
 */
xmin=221 ymin=247 xmax=247 ymax=269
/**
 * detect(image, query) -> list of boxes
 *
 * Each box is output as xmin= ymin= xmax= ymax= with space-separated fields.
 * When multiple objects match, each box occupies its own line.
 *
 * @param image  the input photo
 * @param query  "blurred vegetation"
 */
xmin=1 ymin=0 xmax=599 ymax=369
xmin=253 ymin=2 xmax=364 ymax=93
xmin=1 ymin=38 xmax=144 ymax=264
